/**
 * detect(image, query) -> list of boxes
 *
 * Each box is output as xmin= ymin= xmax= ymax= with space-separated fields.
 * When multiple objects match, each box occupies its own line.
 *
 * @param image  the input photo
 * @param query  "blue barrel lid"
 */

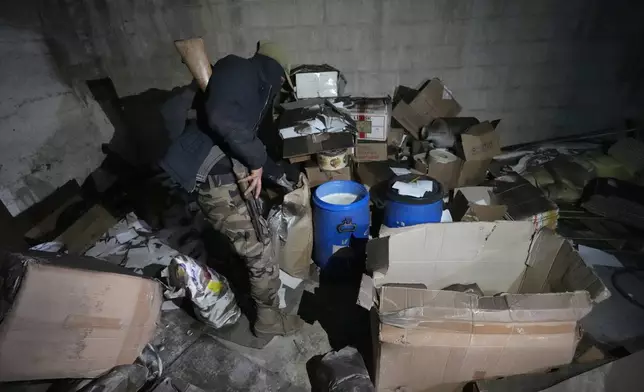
xmin=313 ymin=180 xmax=370 ymax=211
xmin=386 ymin=174 xmax=443 ymax=205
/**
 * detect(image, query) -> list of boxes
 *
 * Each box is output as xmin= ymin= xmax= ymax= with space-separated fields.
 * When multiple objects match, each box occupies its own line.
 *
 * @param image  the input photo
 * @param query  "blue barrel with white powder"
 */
xmin=384 ymin=174 xmax=443 ymax=228
xmin=312 ymin=180 xmax=370 ymax=269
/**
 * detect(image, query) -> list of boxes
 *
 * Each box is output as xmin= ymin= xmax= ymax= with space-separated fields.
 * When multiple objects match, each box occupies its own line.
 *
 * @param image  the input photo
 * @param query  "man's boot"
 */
xmin=255 ymin=306 xmax=303 ymax=336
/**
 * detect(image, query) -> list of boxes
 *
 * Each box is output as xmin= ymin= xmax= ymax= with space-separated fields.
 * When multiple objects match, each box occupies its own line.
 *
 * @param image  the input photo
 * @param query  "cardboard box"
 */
xmin=282 ymin=132 xmax=355 ymax=159
xmin=392 ymin=79 xmax=461 ymax=139
xmin=458 ymin=121 xmax=502 ymax=161
xmin=415 ymin=122 xmax=501 ymax=190
xmin=355 ymin=161 xmax=396 ymax=189
xmin=56 ymin=204 xmax=118 ymax=254
xmin=295 ymin=71 xmax=345 ymax=99
xmin=387 ymin=128 xmax=406 ymax=148
xmin=366 ymin=223 xmax=609 ymax=391
xmin=355 ymin=141 xmax=388 ymax=162
xmin=0 ymin=251 xmax=162 ymax=381
xmin=346 ymin=98 xmax=391 ymax=141
xmin=449 ymin=187 xmax=507 ymax=222
xmin=305 ymin=161 xmax=351 ymax=187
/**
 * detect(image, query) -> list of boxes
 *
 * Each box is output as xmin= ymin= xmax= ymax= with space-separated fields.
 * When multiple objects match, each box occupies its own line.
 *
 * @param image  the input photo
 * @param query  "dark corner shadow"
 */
xmin=298 ymin=235 xmax=376 ymax=381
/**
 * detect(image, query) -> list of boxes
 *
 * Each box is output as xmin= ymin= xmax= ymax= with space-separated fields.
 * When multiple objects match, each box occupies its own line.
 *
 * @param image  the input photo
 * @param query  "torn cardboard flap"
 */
xmin=367 ymin=221 xmax=536 ymax=293
xmin=449 ymin=187 xmax=508 ymax=222
xmin=409 ymin=79 xmax=461 ymax=125
xmin=0 ymin=252 xmax=162 ymax=381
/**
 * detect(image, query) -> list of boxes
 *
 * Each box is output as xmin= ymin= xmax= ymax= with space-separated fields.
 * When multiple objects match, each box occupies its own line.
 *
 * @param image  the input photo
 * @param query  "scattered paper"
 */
xmin=392 ymin=180 xmax=434 ymax=198
xmin=278 ymin=286 xmax=287 ymax=309
xmin=578 ymin=245 xmax=623 ymax=268
xmin=29 ymin=241 xmax=64 ymax=253
xmin=390 ymin=167 xmax=412 ymax=176
xmin=441 ymin=209 xmax=453 ymax=223
xmin=279 ymin=269 xmax=303 ymax=289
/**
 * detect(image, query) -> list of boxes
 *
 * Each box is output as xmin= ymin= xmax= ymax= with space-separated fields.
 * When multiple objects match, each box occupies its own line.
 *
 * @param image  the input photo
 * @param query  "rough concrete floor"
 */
xmin=152 ymin=305 xmax=332 ymax=391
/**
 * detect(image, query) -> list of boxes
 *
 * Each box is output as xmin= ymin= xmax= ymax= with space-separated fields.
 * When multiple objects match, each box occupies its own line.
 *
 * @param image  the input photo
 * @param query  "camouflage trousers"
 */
xmin=197 ymin=173 xmax=279 ymax=309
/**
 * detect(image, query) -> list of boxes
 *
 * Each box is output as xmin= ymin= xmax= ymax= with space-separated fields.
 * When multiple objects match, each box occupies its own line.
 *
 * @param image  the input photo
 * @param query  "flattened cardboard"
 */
xmin=304 ymin=161 xmax=351 ymax=187
xmin=355 ymin=142 xmax=388 ymax=162
xmin=0 ymin=253 xmax=162 ymax=381
xmin=449 ymin=187 xmax=507 ymax=222
xmin=282 ymin=132 xmax=355 ymax=159
xmin=459 ymin=122 xmax=502 ymax=161
xmin=56 ymin=204 xmax=118 ymax=254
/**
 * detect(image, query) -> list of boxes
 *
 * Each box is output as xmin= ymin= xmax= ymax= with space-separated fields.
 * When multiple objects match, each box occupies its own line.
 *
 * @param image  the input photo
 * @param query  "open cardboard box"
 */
xmin=449 ymin=187 xmax=508 ymax=222
xmin=366 ymin=222 xmax=610 ymax=391
xmin=415 ymin=121 xmax=502 ymax=190
xmin=392 ymin=79 xmax=461 ymax=139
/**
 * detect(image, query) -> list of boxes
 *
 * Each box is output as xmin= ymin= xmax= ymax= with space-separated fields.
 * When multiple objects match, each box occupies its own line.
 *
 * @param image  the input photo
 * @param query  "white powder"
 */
xmin=320 ymin=192 xmax=359 ymax=205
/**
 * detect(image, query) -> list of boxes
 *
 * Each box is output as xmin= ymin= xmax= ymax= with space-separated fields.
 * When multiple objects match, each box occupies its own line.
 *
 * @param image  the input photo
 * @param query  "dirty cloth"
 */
xmin=196 ymin=173 xmax=279 ymax=310
xmin=162 ymin=254 xmax=241 ymax=329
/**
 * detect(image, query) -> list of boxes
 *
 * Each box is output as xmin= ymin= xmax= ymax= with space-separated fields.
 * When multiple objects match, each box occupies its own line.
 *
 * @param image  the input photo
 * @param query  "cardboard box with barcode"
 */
xmin=415 ymin=121 xmax=501 ymax=190
xmin=346 ymin=97 xmax=391 ymax=141
xmin=365 ymin=222 xmax=609 ymax=391
xmin=0 ymin=251 xmax=162 ymax=381
xmin=449 ymin=186 xmax=507 ymax=222
xmin=392 ymin=79 xmax=461 ymax=139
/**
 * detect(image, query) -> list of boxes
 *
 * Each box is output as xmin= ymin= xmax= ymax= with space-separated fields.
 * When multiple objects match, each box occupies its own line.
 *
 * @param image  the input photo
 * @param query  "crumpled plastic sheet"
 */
xmin=266 ymin=174 xmax=312 ymax=279
xmin=161 ymin=255 xmax=240 ymax=329
xmin=310 ymin=346 xmax=375 ymax=392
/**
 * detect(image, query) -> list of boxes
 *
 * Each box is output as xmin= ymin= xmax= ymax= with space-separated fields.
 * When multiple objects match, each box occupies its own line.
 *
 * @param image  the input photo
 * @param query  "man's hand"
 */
xmin=239 ymin=167 xmax=263 ymax=199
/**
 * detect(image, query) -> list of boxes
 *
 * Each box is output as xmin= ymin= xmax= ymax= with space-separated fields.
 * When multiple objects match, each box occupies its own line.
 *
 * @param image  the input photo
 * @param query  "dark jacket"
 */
xmin=159 ymin=53 xmax=284 ymax=191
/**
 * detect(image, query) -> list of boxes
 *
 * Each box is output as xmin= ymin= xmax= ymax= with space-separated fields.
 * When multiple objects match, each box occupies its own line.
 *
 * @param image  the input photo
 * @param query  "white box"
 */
xmin=295 ymin=71 xmax=344 ymax=99
xmin=347 ymin=98 xmax=391 ymax=142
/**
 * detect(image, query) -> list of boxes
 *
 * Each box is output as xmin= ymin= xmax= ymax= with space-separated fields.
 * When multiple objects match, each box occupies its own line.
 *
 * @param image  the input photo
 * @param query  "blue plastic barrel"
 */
xmin=384 ymin=174 xmax=443 ymax=228
xmin=312 ymin=180 xmax=370 ymax=269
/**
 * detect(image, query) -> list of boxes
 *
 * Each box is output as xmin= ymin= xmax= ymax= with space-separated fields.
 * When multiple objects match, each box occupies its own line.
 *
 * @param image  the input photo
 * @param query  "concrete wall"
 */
xmin=43 ymin=0 xmax=644 ymax=146
xmin=0 ymin=4 xmax=114 ymax=215
xmin=2 ymin=0 xmax=644 ymax=214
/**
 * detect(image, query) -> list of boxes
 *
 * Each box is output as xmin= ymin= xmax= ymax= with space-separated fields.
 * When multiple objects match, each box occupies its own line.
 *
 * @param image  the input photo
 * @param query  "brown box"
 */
xmin=355 ymin=161 xmax=396 ymax=189
xmin=0 ymin=252 xmax=163 ymax=381
xmin=367 ymin=223 xmax=609 ymax=391
xmin=305 ymin=161 xmax=351 ymax=187
xmin=392 ymin=79 xmax=461 ymax=139
xmin=415 ymin=122 xmax=501 ymax=190
xmin=458 ymin=121 xmax=502 ymax=161
xmin=449 ymin=187 xmax=507 ymax=222
xmin=56 ymin=204 xmax=118 ymax=254
xmin=283 ymin=132 xmax=355 ymax=159
xmin=355 ymin=141 xmax=388 ymax=162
